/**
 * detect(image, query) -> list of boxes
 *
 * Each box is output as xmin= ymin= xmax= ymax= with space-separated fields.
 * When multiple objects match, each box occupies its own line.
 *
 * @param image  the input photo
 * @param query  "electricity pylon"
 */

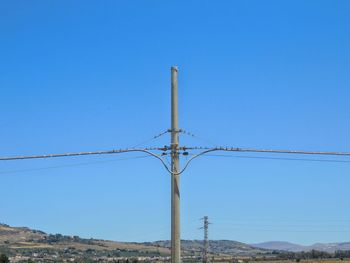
xmin=199 ymin=216 xmax=210 ymax=263
xmin=1 ymin=66 xmax=350 ymax=263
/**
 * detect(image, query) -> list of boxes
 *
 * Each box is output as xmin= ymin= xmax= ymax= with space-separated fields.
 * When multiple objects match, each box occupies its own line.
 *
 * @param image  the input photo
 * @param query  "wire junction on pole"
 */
xmin=1 ymin=144 xmax=350 ymax=175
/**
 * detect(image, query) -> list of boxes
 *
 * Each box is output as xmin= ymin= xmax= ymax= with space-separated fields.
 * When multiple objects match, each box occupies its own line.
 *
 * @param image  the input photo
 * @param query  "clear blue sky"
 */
xmin=1 ymin=1 xmax=350 ymax=245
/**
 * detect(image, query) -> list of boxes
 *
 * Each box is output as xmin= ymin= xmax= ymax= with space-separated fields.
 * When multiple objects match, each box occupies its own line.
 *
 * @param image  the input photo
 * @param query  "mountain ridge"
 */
xmin=1 ymin=222 xmax=350 ymax=262
xmin=0 ymin=223 xmax=269 ymax=260
xmin=251 ymin=241 xmax=350 ymax=253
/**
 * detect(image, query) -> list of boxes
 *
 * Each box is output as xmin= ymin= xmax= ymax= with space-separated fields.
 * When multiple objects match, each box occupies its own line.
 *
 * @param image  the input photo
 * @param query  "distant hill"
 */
xmin=0 ymin=223 xmax=168 ymax=253
xmin=145 ymin=240 xmax=270 ymax=256
xmin=310 ymin=243 xmax=350 ymax=253
xmin=0 ymin=223 xmax=170 ymax=261
xmin=0 ymin=223 xmax=270 ymax=261
xmin=2 ymin=222 xmax=350 ymax=262
xmin=250 ymin=241 xmax=307 ymax=252
xmin=251 ymin=241 xmax=350 ymax=253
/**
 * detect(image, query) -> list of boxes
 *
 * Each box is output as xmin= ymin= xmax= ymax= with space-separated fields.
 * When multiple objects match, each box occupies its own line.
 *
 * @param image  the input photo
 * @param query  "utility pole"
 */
xmin=171 ymin=66 xmax=181 ymax=263
xmin=2 ymin=66 xmax=350 ymax=263
xmin=200 ymin=216 xmax=210 ymax=263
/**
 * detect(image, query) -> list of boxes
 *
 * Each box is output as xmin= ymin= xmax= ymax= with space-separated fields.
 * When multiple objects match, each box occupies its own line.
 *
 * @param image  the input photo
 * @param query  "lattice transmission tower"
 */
xmin=199 ymin=216 xmax=211 ymax=263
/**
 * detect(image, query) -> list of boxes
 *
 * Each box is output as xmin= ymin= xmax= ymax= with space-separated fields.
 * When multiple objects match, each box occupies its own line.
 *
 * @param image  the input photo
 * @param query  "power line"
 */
xmin=132 ymin=130 xmax=170 ymax=148
xmin=183 ymin=146 xmax=350 ymax=156
xmin=0 ymin=147 xmax=162 ymax=161
xmin=1 ymin=146 xmax=350 ymax=177
xmin=179 ymin=130 xmax=219 ymax=147
xmin=2 ymin=145 xmax=350 ymax=163
xmin=191 ymin=153 xmax=350 ymax=163
xmin=214 ymin=217 xmax=350 ymax=222
xmin=216 ymin=223 xmax=350 ymax=227
xmin=218 ymin=147 xmax=350 ymax=156
xmin=214 ymin=226 xmax=350 ymax=233
xmin=0 ymin=155 xmax=151 ymax=175
xmin=1 ymin=67 xmax=350 ymax=263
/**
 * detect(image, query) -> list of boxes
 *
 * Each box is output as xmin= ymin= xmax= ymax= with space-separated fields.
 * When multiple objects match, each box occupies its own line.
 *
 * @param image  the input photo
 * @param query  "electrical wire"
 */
xmin=1 ymin=146 xmax=350 ymax=175
xmin=0 ymin=148 xmax=175 ymax=175
xmin=0 ymin=155 xmax=151 ymax=175
xmin=179 ymin=130 xmax=219 ymax=147
xmin=0 ymin=147 xmax=162 ymax=161
xmin=213 ymin=225 xmax=350 ymax=233
xmin=131 ymin=130 xmax=169 ymax=148
xmin=213 ymin=223 xmax=350 ymax=227
xmin=188 ymin=153 xmax=350 ymax=163
xmin=214 ymin=147 xmax=350 ymax=156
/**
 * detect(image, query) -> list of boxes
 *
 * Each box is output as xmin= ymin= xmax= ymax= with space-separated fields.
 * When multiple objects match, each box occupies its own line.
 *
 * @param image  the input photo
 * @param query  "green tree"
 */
xmin=0 ymin=254 xmax=9 ymax=263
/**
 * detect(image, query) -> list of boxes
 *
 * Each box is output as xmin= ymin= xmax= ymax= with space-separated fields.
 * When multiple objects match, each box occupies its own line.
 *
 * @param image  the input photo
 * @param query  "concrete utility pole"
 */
xmin=200 ymin=216 xmax=210 ymax=263
xmin=3 ymin=66 xmax=350 ymax=263
xmin=171 ymin=66 xmax=181 ymax=263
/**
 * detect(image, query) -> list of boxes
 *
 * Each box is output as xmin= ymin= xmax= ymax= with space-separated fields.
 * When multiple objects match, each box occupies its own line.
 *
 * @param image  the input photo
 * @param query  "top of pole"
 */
xmin=171 ymin=65 xmax=179 ymax=146
xmin=171 ymin=66 xmax=179 ymax=136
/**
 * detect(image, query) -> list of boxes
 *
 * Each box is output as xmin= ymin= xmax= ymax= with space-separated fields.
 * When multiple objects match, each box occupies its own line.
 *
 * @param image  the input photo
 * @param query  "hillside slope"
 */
xmin=0 ymin=223 xmax=169 ymax=261
xmin=252 ymin=241 xmax=350 ymax=253
xmin=147 ymin=240 xmax=269 ymax=255
xmin=0 ymin=223 xmax=270 ymax=261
